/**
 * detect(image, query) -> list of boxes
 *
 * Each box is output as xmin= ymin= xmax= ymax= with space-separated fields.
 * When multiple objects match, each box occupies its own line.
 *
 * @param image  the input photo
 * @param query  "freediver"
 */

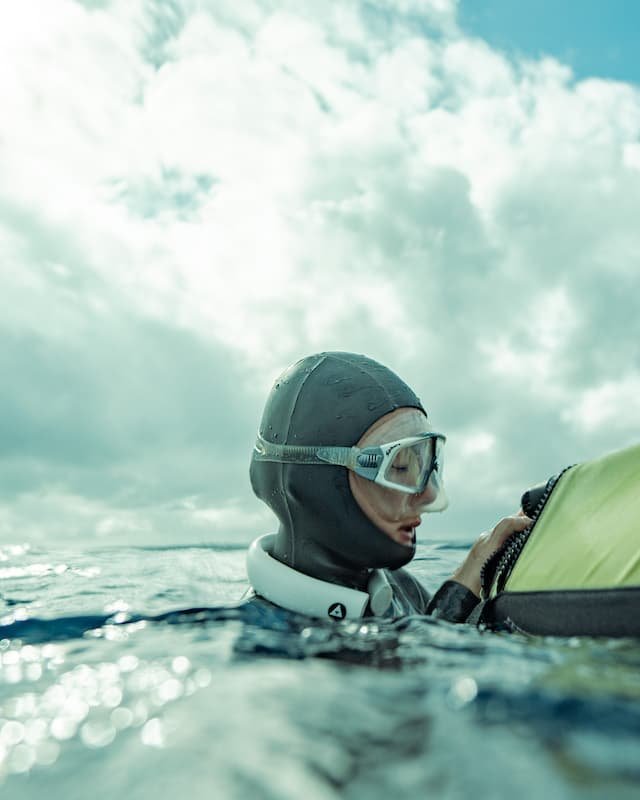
xmin=246 ymin=352 xmax=531 ymax=623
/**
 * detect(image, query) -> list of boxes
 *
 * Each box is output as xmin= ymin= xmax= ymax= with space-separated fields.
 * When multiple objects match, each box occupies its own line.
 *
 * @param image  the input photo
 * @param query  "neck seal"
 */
xmin=246 ymin=534 xmax=392 ymax=620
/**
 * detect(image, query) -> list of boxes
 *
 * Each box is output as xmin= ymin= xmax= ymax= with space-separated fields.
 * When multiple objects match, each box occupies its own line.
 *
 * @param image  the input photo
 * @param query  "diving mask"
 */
xmin=253 ymin=430 xmax=447 ymax=512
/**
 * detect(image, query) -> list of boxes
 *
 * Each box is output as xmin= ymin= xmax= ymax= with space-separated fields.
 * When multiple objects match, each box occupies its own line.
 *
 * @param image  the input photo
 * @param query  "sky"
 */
xmin=459 ymin=0 xmax=640 ymax=84
xmin=1 ymin=0 xmax=639 ymax=548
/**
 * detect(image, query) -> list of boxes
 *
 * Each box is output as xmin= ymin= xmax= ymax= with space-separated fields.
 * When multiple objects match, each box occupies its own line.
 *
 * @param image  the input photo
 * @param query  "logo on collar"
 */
xmin=328 ymin=602 xmax=347 ymax=620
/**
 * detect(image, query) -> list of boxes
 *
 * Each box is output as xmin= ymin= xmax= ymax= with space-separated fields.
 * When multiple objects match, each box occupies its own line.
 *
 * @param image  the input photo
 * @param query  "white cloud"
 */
xmin=1 ymin=0 xmax=639 ymax=544
xmin=566 ymin=375 xmax=640 ymax=434
xmin=479 ymin=287 xmax=580 ymax=392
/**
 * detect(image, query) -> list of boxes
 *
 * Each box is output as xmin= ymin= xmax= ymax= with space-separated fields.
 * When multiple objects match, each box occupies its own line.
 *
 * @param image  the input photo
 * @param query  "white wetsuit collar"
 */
xmin=246 ymin=534 xmax=393 ymax=621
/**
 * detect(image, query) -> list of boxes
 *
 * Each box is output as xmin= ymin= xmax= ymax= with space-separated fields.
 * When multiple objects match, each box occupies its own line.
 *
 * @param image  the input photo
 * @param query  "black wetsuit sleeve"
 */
xmin=426 ymin=580 xmax=480 ymax=623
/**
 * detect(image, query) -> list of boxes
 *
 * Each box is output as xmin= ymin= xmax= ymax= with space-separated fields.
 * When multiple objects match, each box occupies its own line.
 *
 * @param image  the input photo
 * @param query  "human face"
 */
xmin=348 ymin=408 xmax=440 ymax=547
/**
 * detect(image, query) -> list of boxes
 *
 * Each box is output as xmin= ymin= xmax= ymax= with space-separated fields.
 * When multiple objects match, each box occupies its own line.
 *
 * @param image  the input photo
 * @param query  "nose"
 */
xmin=409 ymin=482 xmax=437 ymax=509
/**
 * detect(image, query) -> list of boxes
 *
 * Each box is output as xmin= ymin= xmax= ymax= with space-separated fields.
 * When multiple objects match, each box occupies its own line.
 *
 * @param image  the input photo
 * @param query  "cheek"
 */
xmin=374 ymin=486 xmax=407 ymax=521
xmin=349 ymin=472 xmax=381 ymax=523
xmin=349 ymin=473 xmax=406 ymax=524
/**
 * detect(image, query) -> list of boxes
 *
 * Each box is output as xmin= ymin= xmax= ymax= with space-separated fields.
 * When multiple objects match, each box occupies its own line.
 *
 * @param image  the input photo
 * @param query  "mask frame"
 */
xmin=253 ymin=432 xmax=446 ymax=496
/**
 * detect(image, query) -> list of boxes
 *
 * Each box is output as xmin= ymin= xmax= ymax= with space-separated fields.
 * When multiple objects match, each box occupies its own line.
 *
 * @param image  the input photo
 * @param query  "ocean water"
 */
xmin=1 ymin=540 xmax=640 ymax=800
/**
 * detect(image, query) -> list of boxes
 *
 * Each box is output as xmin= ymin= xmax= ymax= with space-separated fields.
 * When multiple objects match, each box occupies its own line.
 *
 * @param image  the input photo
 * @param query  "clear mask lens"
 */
xmin=382 ymin=437 xmax=444 ymax=494
xmin=356 ymin=435 xmax=448 ymax=521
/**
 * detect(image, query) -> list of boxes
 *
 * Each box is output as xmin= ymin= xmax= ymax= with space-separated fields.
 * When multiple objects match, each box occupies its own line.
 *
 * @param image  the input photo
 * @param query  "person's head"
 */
xmin=250 ymin=352 xmax=446 ymax=586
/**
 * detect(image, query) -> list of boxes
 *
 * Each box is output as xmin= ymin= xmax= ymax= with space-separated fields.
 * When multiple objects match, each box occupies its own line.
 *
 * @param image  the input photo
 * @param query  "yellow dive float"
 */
xmin=474 ymin=442 xmax=640 ymax=637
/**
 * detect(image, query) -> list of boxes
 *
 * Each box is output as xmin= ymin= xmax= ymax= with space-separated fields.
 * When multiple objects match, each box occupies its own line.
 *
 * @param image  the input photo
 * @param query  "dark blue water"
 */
xmin=1 ymin=541 xmax=639 ymax=799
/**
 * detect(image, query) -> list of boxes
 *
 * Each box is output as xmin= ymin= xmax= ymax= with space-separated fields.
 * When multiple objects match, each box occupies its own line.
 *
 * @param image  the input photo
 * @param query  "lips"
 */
xmin=396 ymin=518 xmax=420 ymax=546
xmin=399 ymin=518 xmax=421 ymax=533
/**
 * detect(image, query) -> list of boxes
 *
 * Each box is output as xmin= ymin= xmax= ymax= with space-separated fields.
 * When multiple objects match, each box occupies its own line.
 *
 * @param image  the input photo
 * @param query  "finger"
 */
xmin=495 ymin=514 xmax=532 ymax=532
xmin=489 ymin=514 xmax=532 ymax=546
xmin=510 ymin=514 xmax=533 ymax=530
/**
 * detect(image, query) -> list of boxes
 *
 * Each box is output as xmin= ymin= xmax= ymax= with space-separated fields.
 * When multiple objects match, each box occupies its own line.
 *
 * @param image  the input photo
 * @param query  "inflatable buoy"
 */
xmin=475 ymin=443 xmax=640 ymax=637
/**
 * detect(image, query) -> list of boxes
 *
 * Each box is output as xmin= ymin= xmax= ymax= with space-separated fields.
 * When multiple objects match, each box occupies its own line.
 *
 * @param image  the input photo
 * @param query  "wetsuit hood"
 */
xmin=249 ymin=352 xmax=426 ymax=590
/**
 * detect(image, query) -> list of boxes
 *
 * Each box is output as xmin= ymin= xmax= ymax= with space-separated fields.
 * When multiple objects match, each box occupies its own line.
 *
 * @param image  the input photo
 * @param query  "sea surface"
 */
xmin=1 ymin=540 xmax=639 ymax=800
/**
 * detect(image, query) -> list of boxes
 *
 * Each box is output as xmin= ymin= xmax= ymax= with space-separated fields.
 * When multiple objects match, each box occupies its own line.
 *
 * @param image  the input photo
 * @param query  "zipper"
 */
xmin=479 ymin=465 xmax=575 ymax=599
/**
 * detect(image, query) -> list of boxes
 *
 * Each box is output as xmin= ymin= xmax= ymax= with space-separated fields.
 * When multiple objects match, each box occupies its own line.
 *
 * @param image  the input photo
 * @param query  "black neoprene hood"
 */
xmin=250 ymin=352 xmax=427 ymax=590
